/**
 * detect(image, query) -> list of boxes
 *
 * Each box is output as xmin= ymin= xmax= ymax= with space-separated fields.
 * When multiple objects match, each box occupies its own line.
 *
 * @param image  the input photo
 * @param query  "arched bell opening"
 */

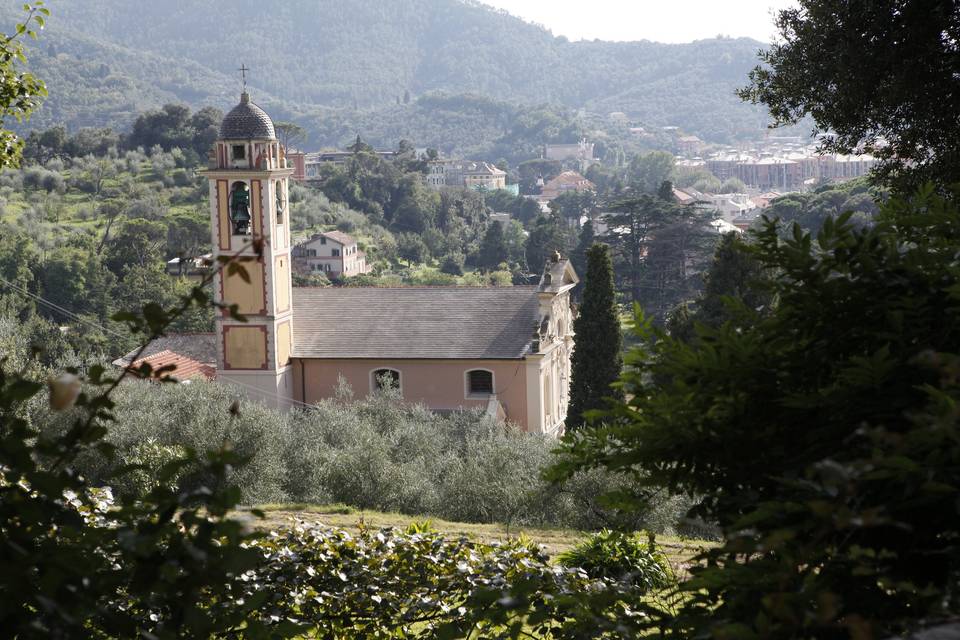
xmin=275 ymin=179 xmax=286 ymax=226
xmin=229 ymin=180 xmax=252 ymax=236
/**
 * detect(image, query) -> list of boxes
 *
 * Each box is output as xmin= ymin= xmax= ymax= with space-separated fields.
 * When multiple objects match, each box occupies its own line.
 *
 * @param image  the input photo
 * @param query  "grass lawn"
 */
xmin=246 ymin=503 xmax=711 ymax=575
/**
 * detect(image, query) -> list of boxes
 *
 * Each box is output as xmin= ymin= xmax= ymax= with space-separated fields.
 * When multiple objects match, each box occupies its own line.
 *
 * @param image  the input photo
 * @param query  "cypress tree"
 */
xmin=567 ymin=243 xmax=623 ymax=430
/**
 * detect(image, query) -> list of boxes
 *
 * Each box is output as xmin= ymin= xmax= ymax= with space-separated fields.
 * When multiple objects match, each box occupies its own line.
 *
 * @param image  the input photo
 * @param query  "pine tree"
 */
xmin=567 ymin=243 xmax=623 ymax=430
xmin=524 ymin=213 xmax=569 ymax=272
xmin=478 ymin=221 xmax=507 ymax=272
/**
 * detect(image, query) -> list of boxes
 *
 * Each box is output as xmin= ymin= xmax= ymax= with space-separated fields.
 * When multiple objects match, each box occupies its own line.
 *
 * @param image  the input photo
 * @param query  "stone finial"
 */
xmin=551 ymin=249 xmax=561 ymax=263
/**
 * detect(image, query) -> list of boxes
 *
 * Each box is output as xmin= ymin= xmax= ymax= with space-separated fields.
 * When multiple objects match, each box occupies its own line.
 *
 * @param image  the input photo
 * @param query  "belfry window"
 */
xmin=232 ymin=144 xmax=246 ymax=160
xmin=228 ymin=181 xmax=251 ymax=235
xmin=276 ymin=182 xmax=285 ymax=225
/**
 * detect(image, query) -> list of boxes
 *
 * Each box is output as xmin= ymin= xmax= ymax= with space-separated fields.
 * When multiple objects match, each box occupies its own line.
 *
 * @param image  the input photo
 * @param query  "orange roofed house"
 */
xmin=537 ymin=170 xmax=595 ymax=203
xmin=181 ymin=92 xmax=579 ymax=435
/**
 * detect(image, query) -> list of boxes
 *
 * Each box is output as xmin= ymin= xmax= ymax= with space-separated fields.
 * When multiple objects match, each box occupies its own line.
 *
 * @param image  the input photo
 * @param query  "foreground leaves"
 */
xmin=553 ymin=186 xmax=960 ymax=638
xmin=239 ymin=520 xmax=665 ymax=639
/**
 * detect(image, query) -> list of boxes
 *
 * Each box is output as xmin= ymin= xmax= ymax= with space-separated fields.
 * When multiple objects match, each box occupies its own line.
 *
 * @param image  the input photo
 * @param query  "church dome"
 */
xmin=219 ymin=92 xmax=276 ymax=140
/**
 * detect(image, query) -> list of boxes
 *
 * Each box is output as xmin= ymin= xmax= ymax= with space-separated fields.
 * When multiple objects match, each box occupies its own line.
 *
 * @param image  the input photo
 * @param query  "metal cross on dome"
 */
xmin=238 ymin=64 xmax=249 ymax=90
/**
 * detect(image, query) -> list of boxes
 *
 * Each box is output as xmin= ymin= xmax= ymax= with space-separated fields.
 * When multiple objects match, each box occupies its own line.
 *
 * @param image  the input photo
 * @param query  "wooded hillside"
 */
xmin=2 ymin=0 xmax=784 ymax=146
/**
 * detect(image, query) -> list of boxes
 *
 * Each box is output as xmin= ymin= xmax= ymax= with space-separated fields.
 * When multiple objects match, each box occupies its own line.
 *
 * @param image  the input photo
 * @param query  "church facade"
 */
xmin=201 ymin=93 xmax=577 ymax=435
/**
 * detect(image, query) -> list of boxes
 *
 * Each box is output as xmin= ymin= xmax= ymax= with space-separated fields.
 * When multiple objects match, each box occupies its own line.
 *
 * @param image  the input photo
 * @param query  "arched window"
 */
xmin=371 ymin=368 xmax=401 ymax=393
xmin=275 ymin=181 xmax=285 ymax=225
xmin=466 ymin=369 xmax=494 ymax=397
xmin=228 ymin=181 xmax=251 ymax=235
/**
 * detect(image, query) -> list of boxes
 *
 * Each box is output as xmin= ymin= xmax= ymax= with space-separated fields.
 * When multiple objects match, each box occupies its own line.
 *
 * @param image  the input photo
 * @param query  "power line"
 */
xmin=0 ymin=274 xmax=317 ymax=410
xmin=0 ymin=276 xmax=542 ymax=413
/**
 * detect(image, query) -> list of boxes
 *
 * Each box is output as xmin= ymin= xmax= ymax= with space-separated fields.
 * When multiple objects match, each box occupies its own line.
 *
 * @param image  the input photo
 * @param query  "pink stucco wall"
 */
xmin=293 ymin=358 xmax=532 ymax=431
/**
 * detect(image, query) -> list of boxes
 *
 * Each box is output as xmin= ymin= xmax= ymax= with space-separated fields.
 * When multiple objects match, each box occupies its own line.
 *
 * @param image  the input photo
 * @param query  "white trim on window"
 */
xmin=464 ymin=368 xmax=495 ymax=399
xmin=369 ymin=367 xmax=402 ymax=395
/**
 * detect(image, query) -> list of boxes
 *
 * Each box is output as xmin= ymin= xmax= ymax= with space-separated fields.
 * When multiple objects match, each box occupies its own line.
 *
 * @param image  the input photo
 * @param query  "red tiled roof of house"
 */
xmin=539 ymin=171 xmax=595 ymax=200
xmin=113 ymin=333 xmax=216 ymax=368
xmin=130 ymin=349 xmax=216 ymax=381
xmin=319 ymin=230 xmax=356 ymax=246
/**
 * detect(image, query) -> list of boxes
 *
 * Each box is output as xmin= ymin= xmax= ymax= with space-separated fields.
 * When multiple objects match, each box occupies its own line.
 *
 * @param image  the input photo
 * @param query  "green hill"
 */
xmin=4 ymin=0 xmax=785 ymax=148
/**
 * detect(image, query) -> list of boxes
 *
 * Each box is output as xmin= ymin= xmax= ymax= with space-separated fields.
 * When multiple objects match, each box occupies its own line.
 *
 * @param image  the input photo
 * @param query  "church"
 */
xmin=196 ymin=92 xmax=577 ymax=435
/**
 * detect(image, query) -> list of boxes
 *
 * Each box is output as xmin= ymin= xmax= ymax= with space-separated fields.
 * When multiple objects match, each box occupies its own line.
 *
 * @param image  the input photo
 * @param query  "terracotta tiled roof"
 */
xmin=114 ymin=333 xmax=216 ymax=368
xmin=318 ymin=230 xmax=355 ymax=246
xmin=542 ymin=171 xmax=594 ymax=192
xmin=129 ymin=349 xmax=216 ymax=381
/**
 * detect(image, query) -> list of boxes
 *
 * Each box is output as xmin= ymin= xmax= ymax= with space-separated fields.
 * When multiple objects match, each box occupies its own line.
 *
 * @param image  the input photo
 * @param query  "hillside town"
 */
xmin=1 ymin=0 xmax=957 ymax=637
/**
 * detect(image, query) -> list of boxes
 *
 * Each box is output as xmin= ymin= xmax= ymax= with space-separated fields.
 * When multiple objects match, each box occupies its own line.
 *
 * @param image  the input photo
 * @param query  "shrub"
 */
xmin=559 ymin=529 xmax=674 ymax=592
xmin=243 ymin=520 xmax=644 ymax=638
xmin=408 ymin=270 xmax=457 ymax=286
xmin=29 ymin=374 xmax=686 ymax=532
xmin=292 ymin=271 xmax=331 ymax=287
xmin=440 ymin=252 xmax=465 ymax=275
xmin=486 ymin=269 xmax=513 ymax=286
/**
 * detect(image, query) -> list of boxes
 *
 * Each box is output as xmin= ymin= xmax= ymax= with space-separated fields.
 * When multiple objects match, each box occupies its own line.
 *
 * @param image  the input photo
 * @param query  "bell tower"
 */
xmin=201 ymin=90 xmax=295 ymax=409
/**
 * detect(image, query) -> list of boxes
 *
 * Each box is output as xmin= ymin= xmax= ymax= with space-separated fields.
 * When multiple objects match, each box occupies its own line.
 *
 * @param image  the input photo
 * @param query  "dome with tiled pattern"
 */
xmin=219 ymin=92 xmax=276 ymax=140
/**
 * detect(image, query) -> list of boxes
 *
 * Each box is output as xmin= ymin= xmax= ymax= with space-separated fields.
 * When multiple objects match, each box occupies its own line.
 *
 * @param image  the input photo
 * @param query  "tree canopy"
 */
xmin=554 ymin=187 xmax=960 ymax=638
xmin=740 ymin=0 xmax=960 ymax=188
xmin=0 ymin=3 xmax=47 ymax=168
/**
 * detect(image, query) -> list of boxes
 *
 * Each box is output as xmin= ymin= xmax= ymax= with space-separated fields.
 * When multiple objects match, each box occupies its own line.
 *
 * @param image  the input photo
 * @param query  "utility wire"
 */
xmin=0 ymin=274 xmax=317 ymax=410
xmin=0 ymin=277 xmax=540 ymax=412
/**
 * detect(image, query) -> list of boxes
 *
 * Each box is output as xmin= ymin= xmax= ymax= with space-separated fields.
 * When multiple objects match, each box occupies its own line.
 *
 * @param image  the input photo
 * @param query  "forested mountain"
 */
xmin=3 ymin=0 xmax=783 ymax=147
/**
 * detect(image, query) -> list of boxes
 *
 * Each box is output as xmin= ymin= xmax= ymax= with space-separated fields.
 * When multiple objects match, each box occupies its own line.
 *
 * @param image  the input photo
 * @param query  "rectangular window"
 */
xmin=467 ymin=370 xmax=493 ymax=395
xmin=232 ymin=144 xmax=246 ymax=160
xmin=320 ymin=237 xmax=327 ymax=245
xmin=332 ymin=249 xmax=340 ymax=257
